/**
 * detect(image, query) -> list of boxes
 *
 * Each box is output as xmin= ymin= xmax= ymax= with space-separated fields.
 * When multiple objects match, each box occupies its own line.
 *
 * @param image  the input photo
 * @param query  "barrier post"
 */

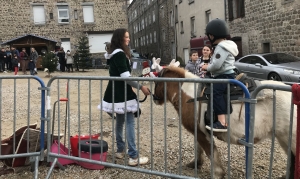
xmin=292 ymin=84 xmax=300 ymax=179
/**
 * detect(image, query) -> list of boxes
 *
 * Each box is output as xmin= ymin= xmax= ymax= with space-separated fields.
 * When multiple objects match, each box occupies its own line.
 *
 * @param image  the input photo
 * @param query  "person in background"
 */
xmin=20 ymin=48 xmax=29 ymax=75
xmin=65 ymin=50 xmax=74 ymax=72
xmin=30 ymin=48 xmax=39 ymax=74
xmin=5 ymin=47 xmax=12 ymax=72
xmin=0 ymin=48 xmax=7 ymax=72
xmin=197 ymin=45 xmax=213 ymax=78
xmin=28 ymin=59 xmax=35 ymax=75
xmin=11 ymin=54 xmax=19 ymax=75
xmin=57 ymin=47 xmax=66 ymax=72
xmin=99 ymin=28 xmax=150 ymax=166
xmin=185 ymin=50 xmax=201 ymax=76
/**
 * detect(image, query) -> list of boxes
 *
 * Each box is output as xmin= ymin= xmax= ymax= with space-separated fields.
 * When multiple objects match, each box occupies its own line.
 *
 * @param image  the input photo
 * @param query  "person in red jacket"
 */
xmin=20 ymin=48 xmax=29 ymax=75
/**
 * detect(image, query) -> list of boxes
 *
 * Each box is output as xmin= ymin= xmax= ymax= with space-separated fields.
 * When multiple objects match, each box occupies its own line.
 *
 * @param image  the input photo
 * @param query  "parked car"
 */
xmin=234 ymin=53 xmax=300 ymax=83
xmin=130 ymin=50 xmax=151 ymax=77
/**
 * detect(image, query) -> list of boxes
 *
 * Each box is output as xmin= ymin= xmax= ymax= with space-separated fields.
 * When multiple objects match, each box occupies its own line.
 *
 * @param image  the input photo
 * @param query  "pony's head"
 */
xmin=153 ymin=66 xmax=186 ymax=105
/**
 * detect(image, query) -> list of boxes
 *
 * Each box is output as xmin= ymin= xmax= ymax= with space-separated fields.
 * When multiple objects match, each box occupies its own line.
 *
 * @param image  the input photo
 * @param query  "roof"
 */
xmin=1 ymin=34 xmax=57 ymax=45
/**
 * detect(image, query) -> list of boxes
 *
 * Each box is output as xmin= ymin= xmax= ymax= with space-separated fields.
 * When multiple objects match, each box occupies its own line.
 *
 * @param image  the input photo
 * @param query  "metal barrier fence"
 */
xmin=0 ymin=75 xmax=296 ymax=178
xmin=0 ymin=76 xmax=46 ymax=179
xmin=44 ymin=76 xmax=256 ymax=179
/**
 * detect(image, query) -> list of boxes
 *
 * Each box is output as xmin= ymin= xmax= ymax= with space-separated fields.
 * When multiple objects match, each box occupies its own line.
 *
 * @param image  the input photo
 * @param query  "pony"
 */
xmin=152 ymin=66 xmax=296 ymax=178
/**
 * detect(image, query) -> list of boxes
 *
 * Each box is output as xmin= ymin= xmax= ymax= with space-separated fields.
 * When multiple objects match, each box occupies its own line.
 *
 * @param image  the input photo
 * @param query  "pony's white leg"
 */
xmin=195 ymin=130 xmax=225 ymax=178
xmin=186 ymin=143 xmax=205 ymax=168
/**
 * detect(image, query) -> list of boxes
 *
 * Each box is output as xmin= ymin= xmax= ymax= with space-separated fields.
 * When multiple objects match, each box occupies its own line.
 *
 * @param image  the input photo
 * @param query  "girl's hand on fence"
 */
xmin=141 ymin=86 xmax=150 ymax=96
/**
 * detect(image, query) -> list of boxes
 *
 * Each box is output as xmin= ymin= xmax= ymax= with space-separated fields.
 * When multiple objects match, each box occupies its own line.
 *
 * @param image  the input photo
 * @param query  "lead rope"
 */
xmin=291 ymin=84 xmax=300 ymax=179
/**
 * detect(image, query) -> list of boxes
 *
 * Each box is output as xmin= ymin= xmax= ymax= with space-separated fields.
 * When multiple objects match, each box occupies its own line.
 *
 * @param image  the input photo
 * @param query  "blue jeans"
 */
xmin=213 ymin=73 xmax=235 ymax=115
xmin=115 ymin=112 xmax=137 ymax=158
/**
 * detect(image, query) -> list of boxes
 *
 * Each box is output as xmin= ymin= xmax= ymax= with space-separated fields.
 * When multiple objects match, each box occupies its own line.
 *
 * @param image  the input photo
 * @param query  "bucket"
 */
xmin=50 ymin=140 xmax=76 ymax=166
xmin=70 ymin=134 xmax=99 ymax=157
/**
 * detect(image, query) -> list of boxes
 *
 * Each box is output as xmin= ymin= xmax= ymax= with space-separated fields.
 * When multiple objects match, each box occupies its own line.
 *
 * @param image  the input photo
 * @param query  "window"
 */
xmin=150 ymin=33 xmax=152 ymax=44
xmin=189 ymin=0 xmax=195 ymax=4
xmin=153 ymin=10 xmax=155 ymax=22
xmin=141 ymin=19 xmax=144 ymax=29
xmin=146 ymin=35 xmax=148 ymax=45
xmin=57 ymin=5 xmax=69 ymax=23
xmin=82 ymin=5 xmax=94 ymax=23
xmin=179 ymin=0 xmax=182 ymax=3
xmin=161 ymin=6 xmax=164 ymax=18
xmin=190 ymin=16 xmax=196 ymax=37
xmin=262 ymin=42 xmax=270 ymax=53
xmin=32 ymin=6 xmax=46 ymax=24
xmin=149 ymin=14 xmax=151 ymax=24
xmin=170 ymin=11 xmax=174 ymax=26
xmin=154 ymin=31 xmax=157 ymax=43
xmin=205 ymin=10 xmax=211 ymax=24
xmin=175 ymin=5 xmax=178 ymax=23
xmin=162 ymin=29 xmax=165 ymax=42
xmin=228 ymin=0 xmax=245 ymax=21
xmin=180 ymin=21 xmax=184 ymax=34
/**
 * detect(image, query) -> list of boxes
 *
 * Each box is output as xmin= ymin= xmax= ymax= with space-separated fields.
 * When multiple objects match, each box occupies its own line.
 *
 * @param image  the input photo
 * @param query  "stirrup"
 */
xmin=235 ymin=73 xmax=247 ymax=82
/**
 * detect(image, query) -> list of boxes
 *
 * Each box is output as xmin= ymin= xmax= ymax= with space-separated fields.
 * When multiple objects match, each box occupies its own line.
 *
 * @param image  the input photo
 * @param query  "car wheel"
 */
xmin=268 ymin=73 xmax=282 ymax=81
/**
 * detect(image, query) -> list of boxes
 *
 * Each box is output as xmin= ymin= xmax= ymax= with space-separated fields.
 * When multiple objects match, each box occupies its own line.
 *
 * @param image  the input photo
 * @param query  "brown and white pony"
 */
xmin=152 ymin=66 xmax=296 ymax=178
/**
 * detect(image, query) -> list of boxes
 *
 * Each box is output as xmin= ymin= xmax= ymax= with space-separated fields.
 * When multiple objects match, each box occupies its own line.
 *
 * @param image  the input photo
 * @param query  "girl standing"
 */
xmin=99 ymin=28 xmax=150 ymax=166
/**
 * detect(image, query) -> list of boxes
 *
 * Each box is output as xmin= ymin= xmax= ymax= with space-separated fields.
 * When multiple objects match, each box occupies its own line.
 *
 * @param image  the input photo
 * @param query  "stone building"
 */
xmin=226 ymin=0 xmax=300 ymax=57
xmin=0 ymin=0 xmax=129 ymax=55
xmin=127 ymin=0 xmax=175 ymax=64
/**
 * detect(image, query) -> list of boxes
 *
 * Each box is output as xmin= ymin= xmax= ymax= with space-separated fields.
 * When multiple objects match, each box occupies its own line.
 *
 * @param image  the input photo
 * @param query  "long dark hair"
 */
xmin=109 ymin=28 xmax=131 ymax=58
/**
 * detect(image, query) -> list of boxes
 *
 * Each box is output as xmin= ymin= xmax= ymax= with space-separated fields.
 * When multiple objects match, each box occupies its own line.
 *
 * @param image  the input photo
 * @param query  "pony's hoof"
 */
xmin=186 ymin=159 xmax=203 ymax=169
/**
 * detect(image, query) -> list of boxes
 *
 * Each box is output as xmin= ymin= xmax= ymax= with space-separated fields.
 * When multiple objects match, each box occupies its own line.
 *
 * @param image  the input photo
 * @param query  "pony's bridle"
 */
xmin=152 ymin=69 xmax=164 ymax=101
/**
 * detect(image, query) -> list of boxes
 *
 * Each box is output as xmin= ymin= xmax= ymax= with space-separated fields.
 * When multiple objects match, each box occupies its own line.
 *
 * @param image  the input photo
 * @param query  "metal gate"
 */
xmin=0 ymin=75 xmax=46 ymax=179
xmin=44 ymin=76 xmax=257 ymax=179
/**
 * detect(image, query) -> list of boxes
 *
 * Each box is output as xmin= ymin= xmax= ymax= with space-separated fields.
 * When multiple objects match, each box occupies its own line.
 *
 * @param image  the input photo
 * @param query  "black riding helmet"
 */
xmin=205 ymin=18 xmax=229 ymax=45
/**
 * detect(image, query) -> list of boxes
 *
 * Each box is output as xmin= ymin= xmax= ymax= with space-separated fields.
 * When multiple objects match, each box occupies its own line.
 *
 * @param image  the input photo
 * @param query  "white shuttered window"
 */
xmin=83 ymin=6 xmax=94 ymax=23
xmin=33 ymin=6 xmax=45 ymax=24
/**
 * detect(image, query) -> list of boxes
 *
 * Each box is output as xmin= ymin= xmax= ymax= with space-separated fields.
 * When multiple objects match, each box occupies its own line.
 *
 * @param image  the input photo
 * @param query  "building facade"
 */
xmin=127 ymin=0 xmax=175 ymax=64
xmin=175 ymin=0 xmax=226 ymax=64
xmin=226 ymin=0 xmax=300 ymax=57
xmin=0 ymin=0 xmax=129 ymax=55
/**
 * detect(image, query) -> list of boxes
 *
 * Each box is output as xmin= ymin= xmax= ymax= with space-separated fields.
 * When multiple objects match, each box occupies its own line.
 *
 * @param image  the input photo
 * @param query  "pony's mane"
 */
xmin=163 ymin=66 xmax=199 ymax=99
xmin=165 ymin=66 xmax=199 ymax=79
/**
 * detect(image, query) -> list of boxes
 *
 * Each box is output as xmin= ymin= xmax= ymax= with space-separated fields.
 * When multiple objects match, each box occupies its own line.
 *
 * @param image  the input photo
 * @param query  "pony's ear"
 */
xmin=169 ymin=59 xmax=175 ymax=66
xmin=156 ymin=58 xmax=161 ymax=64
xmin=174 ymin=61 xmax=180 ymax=67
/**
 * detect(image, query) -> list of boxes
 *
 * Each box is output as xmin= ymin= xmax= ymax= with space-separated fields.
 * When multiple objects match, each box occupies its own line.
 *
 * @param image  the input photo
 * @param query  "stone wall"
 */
xmin=0 ymin=0 xmax=128 ymax=52
xmin=227 ymin=0 xmax=300 ymax=57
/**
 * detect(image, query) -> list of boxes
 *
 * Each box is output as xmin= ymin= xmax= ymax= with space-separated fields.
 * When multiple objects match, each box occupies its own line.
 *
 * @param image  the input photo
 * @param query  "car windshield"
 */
xmin=263 ymin=53 xmax=300 ymax=64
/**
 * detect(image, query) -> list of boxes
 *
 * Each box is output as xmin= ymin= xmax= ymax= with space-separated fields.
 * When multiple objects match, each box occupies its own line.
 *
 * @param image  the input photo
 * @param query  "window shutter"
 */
xmin=83 ymin=6 xmax=94 ymax=23
xmin=228 ymin=0 xmax=234 ymax=21
xmin=33 ymin=6 xmax=45 ymax=24
xmin=240 ymin=0 xmax=245 ymax=17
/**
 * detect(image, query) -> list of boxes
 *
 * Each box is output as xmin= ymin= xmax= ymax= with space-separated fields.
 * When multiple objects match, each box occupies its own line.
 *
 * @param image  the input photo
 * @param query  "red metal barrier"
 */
xmin=292 ymin=84 xmax=300 ymax=179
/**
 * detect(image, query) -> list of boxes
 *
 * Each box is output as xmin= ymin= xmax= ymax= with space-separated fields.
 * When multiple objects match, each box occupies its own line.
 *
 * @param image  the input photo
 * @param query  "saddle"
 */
xmin=187 ymin=73 xmax=258 ymax=127
xmin=187 ymin=73 xmax=257 ymax=103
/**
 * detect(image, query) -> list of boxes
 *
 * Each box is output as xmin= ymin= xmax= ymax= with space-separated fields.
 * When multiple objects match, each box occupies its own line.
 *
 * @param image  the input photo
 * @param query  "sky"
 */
xmin=130 ymin=0 xmax=133 ymax=4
